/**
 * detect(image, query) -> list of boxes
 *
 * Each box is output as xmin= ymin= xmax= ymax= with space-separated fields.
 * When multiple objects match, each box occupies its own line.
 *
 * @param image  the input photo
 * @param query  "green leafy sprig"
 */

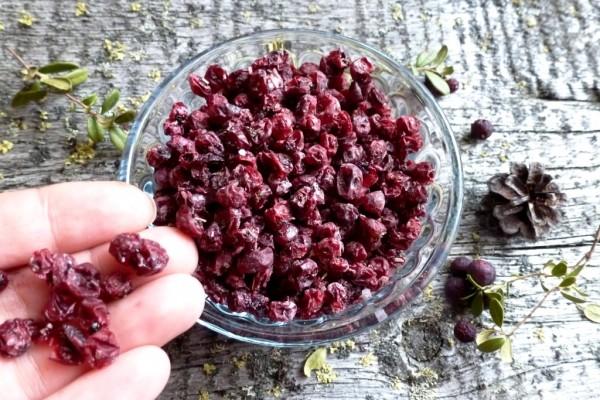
xmin=7 ymin=48 xmax=135 ymax=151
xmin=410 ymin=45 xmax=455 ymax=95
xmin=466 ymin=226 xmax=600 ymax=362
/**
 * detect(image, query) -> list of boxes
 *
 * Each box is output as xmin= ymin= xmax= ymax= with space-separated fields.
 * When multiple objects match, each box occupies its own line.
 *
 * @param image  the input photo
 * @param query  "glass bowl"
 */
xmin=119 ymin=29 xmax=463 ymax=347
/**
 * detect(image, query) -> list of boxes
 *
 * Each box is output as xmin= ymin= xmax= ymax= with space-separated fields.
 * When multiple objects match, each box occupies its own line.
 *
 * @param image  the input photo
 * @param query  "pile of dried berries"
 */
xmin=0 ymin=233 xmax=168 ymax=368
xmin=147 ymin=49 xmax=434 ymax=321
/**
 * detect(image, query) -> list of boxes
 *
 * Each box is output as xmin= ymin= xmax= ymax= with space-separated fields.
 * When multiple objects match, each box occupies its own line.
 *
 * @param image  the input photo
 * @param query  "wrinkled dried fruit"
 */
xmin=109 ymin=233 xmax=169 ymax=276
xmin=148 ymin=49 xmax=435 ymax=321
xmin=0 ymin=319 xmax=35 ymax=358
xmin=454 ymin=319 xmax=477 ymax=343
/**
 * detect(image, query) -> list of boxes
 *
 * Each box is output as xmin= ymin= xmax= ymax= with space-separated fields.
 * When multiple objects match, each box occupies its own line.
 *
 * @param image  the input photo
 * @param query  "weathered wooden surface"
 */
xmin=1 ymin=0 xmax=599 ymax=399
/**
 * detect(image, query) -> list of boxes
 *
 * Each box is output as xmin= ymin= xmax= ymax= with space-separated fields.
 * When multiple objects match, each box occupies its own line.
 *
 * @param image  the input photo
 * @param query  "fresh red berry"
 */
xmin=444 ymin=276 xmax=474 ymax=306
xmin=454 ymin=319 xmax=477 ymax=343
xmin=470 ymin=119 xmax=493 ymax=140
xmin=446 ymin=78 xmax=459 ymax=93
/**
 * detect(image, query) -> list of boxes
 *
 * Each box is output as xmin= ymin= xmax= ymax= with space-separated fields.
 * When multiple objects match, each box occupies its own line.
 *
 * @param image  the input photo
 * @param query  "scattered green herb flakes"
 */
xmin=130 ymin=2 xmax=142 ymax=12
xmin=0 ymin=140 xmax=14 ymax=154
xmin=307 ymin=3 xmax=320 ymax=13
xmin=198 ymin=390 xmax=209 ymax=400
xmin=18 ymin=11 xmax=36 ymax=27
xmin=358 ymin=353 xmax=377 ymax=367
xmin=190 ymin=18 xmax=203 ymax=28
xmin=104 ymin=39 xmax=127 ymax=61
xmin=65 ymin=140 xmax=96 ymax=166
xmin=148 ymin=69 xmax=162 ymax=82
xmin=75 ymin=2 xmax=89 ymax=16
xmin=391 ymin=3 xmax=404 ymax=21
xmin=202 ymin=363 xmax=217 ymax=376
xmin=0 ymin=21 xmax=5 ymax=31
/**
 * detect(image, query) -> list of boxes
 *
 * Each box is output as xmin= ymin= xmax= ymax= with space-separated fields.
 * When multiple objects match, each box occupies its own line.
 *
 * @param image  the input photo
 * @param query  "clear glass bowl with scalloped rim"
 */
xmin=119 ymin=29 xmax=463 ymax=347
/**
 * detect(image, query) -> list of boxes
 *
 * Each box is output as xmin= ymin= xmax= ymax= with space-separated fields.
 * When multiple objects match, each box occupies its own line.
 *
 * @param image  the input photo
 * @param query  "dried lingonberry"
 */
xmin=454 ymin=319 xmax=477 ymax=343
xmin=109 ymin=233 xmax=169 ymax=276
xmin=0 ymin=271 xmax=8 ymax=293
xmin=146 ymin=49 xmax=435 ymax=321
xmin=470 ymin=119 xmax=493 ymax=140
xmin=101 ymin=272 xmax=133 ymax=300
xmin=0 ymin=318 xmax=36 ymax=358
xmin=468 ymin=259 xmax=496 ymax=286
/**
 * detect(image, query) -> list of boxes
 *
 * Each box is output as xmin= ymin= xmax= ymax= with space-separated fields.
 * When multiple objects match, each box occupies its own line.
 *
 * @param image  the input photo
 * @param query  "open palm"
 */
xmin=0 ymin=182 xmax=204 ymax=400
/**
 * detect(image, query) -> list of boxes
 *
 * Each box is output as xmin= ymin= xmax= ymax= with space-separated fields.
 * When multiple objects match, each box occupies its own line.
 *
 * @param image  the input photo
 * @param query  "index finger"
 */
xmin=0 ymin=181 xmax=156 ymax=270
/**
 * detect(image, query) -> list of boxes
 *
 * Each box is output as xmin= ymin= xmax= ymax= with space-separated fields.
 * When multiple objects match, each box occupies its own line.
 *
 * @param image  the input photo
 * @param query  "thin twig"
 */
xmin=64 ymin=93 xmax=98 ymax=117
xmin=7 ymin=48 xmax=31 ymax=69
xmin=507 ymin=287 xmax=558 ymax=337
xmin=575 ymin=225 xmax=600 ymax=267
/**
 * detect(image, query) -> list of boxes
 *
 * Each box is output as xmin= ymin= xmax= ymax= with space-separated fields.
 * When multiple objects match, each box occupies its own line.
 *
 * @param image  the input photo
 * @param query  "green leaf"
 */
xmin=484 ymin=291 xmax=503 ymax=303
xmin=489 ymin=298 xmax=504 ymax=327
xmin=82 ymin=93 xmax=98 ymax=107
xmin=40 ymin=76 xmax=72 ymax=91
xmin=477 ymin=336 xmax=506 ymax=353
xmin=114 ymin=110 xmax=136 ymax=124
xmin=415 ymin=50 xmax=437 ymax=68
xmin=543 ymin=261 xmax=556 ymax=276
xmin=101 ymin=89 xmax=120 ymax=114
xmin=62 ymin=68 xmax=88 ymax=86
xmin=566 ymin=264 xmax=585 ymax=278
xmin=559 ymin=276 xmax=576 ymax=288
xmin=440 ymin=65 xmax=455 ymax=77
xmin=475 ymin=329 xmax=495 ymax=345
xmin=466 ymin=274 xmax=483 ymax=290
xmin=560 ymin=288 xmax=587 ymax=304
xmin=11 ymin=86 xmax=48 ymax=107
xmin=109 ymin=126 xmax=127 ymax=151
xmin=471 ymin=291 xmax=484 ymax=317
xmin=431 ymin=45 xmax=448 ymax=66
xmin=500 ymin=338 xmax=513 ymax=363
xmin=551 ymin=261 xmax=568 ymax=277
xmin=38 ymin=61 xmax=80 ymax=74
xmin=424 ymin=71 xmax=450 ymax=95
xmin=303 ymin=347 xmax=327 ymax=377
xmin=87 ymin=117 xmax=105 ymax=143
xmin=581 ymin=303 xmax=600 ymax=323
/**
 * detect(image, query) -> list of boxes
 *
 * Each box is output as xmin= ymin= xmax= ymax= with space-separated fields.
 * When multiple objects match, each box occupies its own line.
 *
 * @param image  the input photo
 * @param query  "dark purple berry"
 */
xmin=470 ymin=119 xmax=493 ymax=140
xmin=449 ymin=256 xmax=472 ymax=276
xmin=444 ymin=276 xmax=474 ymax=306
xmin=454 ymin=319 xmax=477 ymax=343
xmin=447 ymin=78 xmax=459 ymax=93
xmin=468 ymin=259 xmax=496 ymax=286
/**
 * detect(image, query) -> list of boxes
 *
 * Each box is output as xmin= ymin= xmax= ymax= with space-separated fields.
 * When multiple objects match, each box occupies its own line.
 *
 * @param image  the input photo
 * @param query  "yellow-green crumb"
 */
xmin=148 ymin=69 xmax=162 ymax=82
xmin=232 ymin=353 xmax=249 ymax=369
xmin=202 ymin=363 xmax=217 ymax=376
xmin=0 ymin=21 xmax=5 ymax=31
xmin=308 ymin=3 xmax=320 ymax=13
xmin=268 ymin=385 xmax=282 ymax=398
xmin=526 ymin=16 xmax=537 ymax=28
xmin=198 ymin=389 xmax=209 ymax=400
xmin=391 ymin=376 xmax=403 ymax=390
xmin=358 ymin=353 xmax=377 ymax=367
xmin=315 ymin=363 xmax=337 ymax=384
xmin=0 ymin=140 xmax=14 ymax=154
xmin=18 ymin=11 xmax=36 ymax=27
xmin=75 ymin=2 xmax=88 ymax=16
xmin=104 ymin=39 xmax=127 ymax=61
xmin=131 ymin=2 xmax=142 ymax=12
xmin=65 ymin=141 xmax=96 ymax=166
xmin=391 ymin=4 xmax=404 ymax=21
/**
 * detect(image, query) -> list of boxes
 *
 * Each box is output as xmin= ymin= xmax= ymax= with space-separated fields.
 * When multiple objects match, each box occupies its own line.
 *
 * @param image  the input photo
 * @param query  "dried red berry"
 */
xmin=101 ymin=272 xmax=133 ymax=301
xmin=0 ymin=318 xmax=35 ymax=358
xmin=0 ymin=271 xmax=8 ymax=293
xmin=109 ymin=233 xmax=169 ymax=276
xmin=454 ymin=319 xmax=477 ymax=343
xmin=470 ymin=119 xmax=493 ymax=140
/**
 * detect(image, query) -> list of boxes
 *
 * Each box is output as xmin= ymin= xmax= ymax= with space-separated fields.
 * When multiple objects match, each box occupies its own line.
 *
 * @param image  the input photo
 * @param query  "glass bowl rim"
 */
xmin=119 ymin=28 xmax=464 ymax=347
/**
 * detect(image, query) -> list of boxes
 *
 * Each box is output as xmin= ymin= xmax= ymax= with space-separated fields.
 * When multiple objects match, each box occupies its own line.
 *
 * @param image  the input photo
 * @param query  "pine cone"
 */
xmin=483 ymin=163 xmax=566 ymax=239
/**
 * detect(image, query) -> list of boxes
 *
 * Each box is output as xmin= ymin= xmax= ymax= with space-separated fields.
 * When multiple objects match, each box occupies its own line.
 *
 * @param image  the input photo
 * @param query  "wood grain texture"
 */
xmin=1 ymin=0 xmax=599 ymax=399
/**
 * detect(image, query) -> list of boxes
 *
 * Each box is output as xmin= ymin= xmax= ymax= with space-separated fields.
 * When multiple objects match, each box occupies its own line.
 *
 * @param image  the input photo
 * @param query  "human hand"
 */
xmin=0 ymin=181 xmax=204 ymax=400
